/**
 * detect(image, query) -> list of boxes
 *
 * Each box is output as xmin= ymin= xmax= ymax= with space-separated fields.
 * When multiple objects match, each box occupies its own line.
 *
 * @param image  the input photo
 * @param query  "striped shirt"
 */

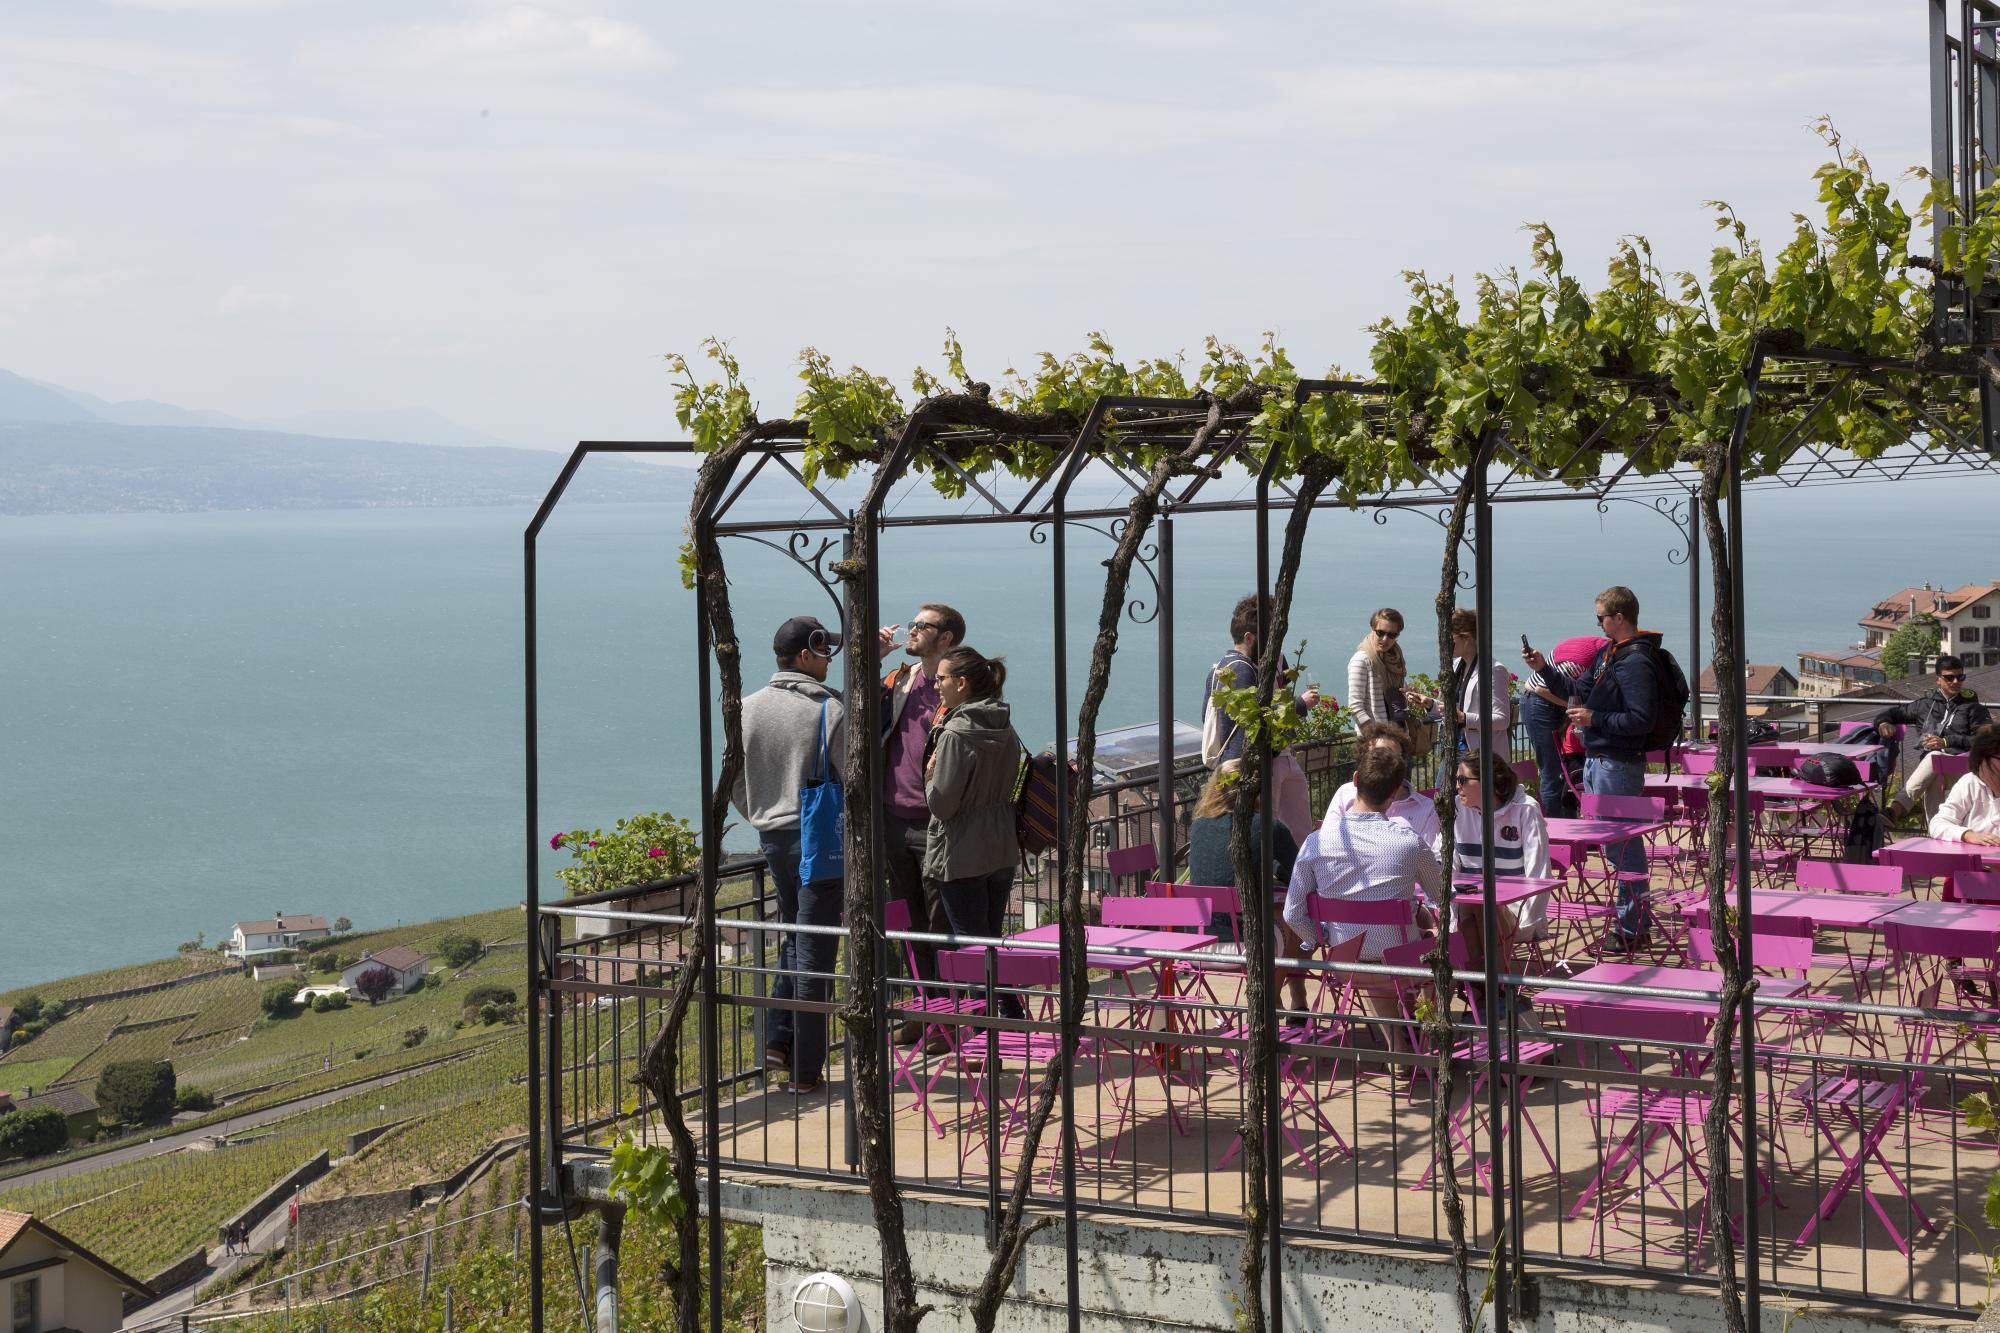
xmin=1437 ymin=790 xmax=1553 ymax=935
xmin=1285 ymin=813 xmax=1443 ymax=961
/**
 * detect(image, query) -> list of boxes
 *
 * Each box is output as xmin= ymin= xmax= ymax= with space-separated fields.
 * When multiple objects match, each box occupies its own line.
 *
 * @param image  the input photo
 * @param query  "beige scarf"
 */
xmin=1356 ymin=630 xmax=1407 ymax=697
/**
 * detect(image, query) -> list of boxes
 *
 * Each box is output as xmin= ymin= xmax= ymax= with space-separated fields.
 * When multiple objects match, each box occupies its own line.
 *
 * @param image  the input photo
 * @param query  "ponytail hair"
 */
xmin=942 ymin=645 xmax=1006 ymax=700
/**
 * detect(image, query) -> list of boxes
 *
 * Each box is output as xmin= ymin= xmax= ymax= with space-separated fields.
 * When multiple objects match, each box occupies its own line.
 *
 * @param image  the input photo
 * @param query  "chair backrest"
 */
xmin=882 ymin=898 xmax=922 ymax=979
xmin=1747 ymin=744 xmax=1791 ymax=772
xmin=1681 ymin=747 xmax=1717 ymax=776
xmin=936 ymin=946 xmax=1062 ymax=989
xmin=1105 ymin=843 xmax=1159 ymax=886
xmin=1578 ymin=794 xmax=1667 ymax=822
xmin=1794 ymin=859 xmax=1907 ymax=896
xmin=1683 ymin=925 xmax=1813 ymax=977
xmin=1884 ymin=921 xmax=2000 ymax=966
xmin=1510 ymin=758 xmax=1539 ymax=788
xmin=1564 ymin=1000 xmax=1709 ymax=1048
xmin=1149 ymin=880 xmax=1242 ymax=942
xmin=1953 ymin=870 xmax=2000 ymax=904
xmin=1100 ymin=895 xmax=1210 ymax=931
xmin=1837 ymin=721 xmax=1873 ymax=741
xmin=1932 ymin=751 xmax=1974 ymax=783
xmin=1306 ymin=896 xmax=1416 ymax=927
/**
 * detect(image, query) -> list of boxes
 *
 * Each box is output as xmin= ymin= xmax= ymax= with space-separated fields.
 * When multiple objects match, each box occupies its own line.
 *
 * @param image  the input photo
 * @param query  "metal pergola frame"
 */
xmin=520 ymin=342 xmax=2000 ymax=1333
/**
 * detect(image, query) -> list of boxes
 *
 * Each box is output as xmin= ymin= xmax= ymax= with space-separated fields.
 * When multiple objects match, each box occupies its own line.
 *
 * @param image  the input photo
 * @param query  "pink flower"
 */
xmin=549 ymin=833 xmax=566 ymax=850
xmin=587 ymin=840 xmax=600 ymax=849
xmin=647 ymin=848 xmax=666 ymax=858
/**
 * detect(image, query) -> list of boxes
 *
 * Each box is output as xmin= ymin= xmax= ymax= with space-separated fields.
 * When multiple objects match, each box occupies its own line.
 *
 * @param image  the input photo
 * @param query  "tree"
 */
xmin=174 ymin=1085 xmax=216 ymax=1113
xmin=354 ymin=967 xmax=396 ymax=1005
xmin=1881 ymin=613 xmax=1943 ymax=680
xmin=177 ymin=931 xmax=206 ymax=953
xmin=463 ymin=984 xmax=516 ymax=1009
xmin=97 ymin=1060 xmax=176 ymax=1126
xmin=309 ymin=949 xmax=337 ymax=974
xmin=433 ymin=933 xmax=483 ymax=969
xmin=14 ymin=994 xmax=43 ymax=1024
xmin=0 ymin=1107 xmax=68 ymax=1157
xmin=333 ymin=916 xmax=353 ymax=933
xmin=261 ymin=980 xmax=302 ymax=1018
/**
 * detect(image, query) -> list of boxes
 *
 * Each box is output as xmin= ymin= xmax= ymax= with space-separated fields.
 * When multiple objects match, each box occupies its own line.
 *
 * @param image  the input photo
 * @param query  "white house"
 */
xmin=340 ymin=946 xmax=429 ymax=998
xmin=0 ymin=1209 xmax=154 ymax=1333
xmin=225 ymin=913 xmax=332 ymax=960
xmin=1858 ymin=580 xmax=2000 ymax=670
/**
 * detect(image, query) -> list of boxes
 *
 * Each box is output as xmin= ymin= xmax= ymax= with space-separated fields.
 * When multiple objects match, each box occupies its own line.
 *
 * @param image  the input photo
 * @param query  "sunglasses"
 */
xmin=1940 ymin=674 xmax=1965 ymax=682
xmin=909 ymin=621 xmax=944 ymax=635
xmin=1453 ymin=772 xmax=1478 ymax=785
xmin=1373 ymin=628 xmax=1401 ymax=640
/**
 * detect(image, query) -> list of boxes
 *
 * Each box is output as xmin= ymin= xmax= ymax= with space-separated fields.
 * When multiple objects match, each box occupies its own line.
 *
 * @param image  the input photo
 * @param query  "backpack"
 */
xmin=1842 ymin=795 xmax=1885 ymax=865
xmin=1797 ymin=752 xmax=1863 ymax=789
xmin=1622 ymin=639 xmax=1691 ymax=753
xmin=1200 ymin=651 xmax=1253 ymax=768
xmin=1015 ymin=748 xmax=1066 ymax=854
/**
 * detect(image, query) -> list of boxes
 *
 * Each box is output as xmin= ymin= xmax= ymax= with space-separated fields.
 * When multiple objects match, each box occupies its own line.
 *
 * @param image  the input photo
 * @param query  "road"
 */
xmin=2 ymin=1050 xmax=480 ymax=1191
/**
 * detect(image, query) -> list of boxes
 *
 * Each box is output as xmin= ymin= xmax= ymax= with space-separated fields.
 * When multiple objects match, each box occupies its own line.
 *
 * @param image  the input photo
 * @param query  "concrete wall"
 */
xmin=612 ymin=1170 xmax=1939 ymax=1333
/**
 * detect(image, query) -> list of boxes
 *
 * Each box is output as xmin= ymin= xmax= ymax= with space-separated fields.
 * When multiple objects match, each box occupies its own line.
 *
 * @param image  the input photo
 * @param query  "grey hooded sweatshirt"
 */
xmin=732 ymin=671 xmax=844 ymax=834
xmin=922 ymin=697 xmax=1023 ymax=881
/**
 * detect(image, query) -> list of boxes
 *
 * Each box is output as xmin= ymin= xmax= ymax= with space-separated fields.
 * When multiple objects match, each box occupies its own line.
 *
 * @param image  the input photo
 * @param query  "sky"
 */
xmin=0 ymin=1 xmax=1933 ymax=454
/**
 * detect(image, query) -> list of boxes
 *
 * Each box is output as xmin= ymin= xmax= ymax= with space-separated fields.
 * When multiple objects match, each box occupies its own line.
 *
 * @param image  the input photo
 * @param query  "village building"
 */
xmin=340 ymin=946 xmax=430 ymax=998
xmin=0 ymin=1209 xmax=153 ymax=1333
xmin=224 ymin=913 xmax=332 ymax=960
xmin=5 ymin=1087 xmax=101 ymax=1147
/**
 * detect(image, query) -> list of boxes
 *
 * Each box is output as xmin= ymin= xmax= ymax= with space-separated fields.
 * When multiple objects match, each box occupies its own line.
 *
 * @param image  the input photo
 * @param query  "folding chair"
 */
xmin=1105 ymin=843 xmax=1159 ymax=899
xmin=1215 ymin=934 xmax=1367 ymax=1171
xmin=1793 ymin=859 xmax=1907 ymax=897
xmin=884 ymin=899 xmax=984 ymax=1138
xmin=1877 ymin=845 xmax=1986 ymax=901
xmin=932 ymin=947 xmax=1081 ymax=1172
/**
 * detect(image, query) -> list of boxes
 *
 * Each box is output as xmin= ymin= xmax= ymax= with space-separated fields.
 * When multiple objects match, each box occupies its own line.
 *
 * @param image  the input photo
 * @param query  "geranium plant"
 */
xmin=550 ymin=811 xmax=699 ymax=896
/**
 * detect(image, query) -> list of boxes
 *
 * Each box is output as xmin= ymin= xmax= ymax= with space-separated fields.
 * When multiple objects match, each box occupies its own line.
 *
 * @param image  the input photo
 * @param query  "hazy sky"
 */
xmin=0 ymin=1 xmax=1929 ymax=451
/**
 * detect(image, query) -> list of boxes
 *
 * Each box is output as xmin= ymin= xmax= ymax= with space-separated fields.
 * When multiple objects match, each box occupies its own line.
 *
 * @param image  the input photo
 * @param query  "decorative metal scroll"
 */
xmin=718 ymin=529 xmax=846 ymax=628
xmin=1595 ymin=492 xmax=1695 ymax=567
xmin=1372 ymin=504 xmax=1476 ymax=589
xmin=1028 ymin=516 xmax=1162 ymax=624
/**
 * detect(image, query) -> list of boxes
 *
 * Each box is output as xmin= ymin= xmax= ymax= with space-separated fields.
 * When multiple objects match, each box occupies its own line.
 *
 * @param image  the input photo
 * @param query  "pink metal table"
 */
xmin=1645 ymin=773 xmax=1860 ymax=800
xmin=1670 ymin=889 xmax=1908 ymax=932
xmin=1879 ymin=899 xmax=2000 ymax=929
xmin=1534 ymin=962 xmax=1805 ymax=1016
xmin=1005 ymin=923 xmax=1216 ymax=971
xmin=1878 ymin=836 xmax=2000 ymax=869
xmin=1544 ymin=817 xmax=1670 ymax=848
xmin=1449 ymin=874 xmax=1566 ymax=907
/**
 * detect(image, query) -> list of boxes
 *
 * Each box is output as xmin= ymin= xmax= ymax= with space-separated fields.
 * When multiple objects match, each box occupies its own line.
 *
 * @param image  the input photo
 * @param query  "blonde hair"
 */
xmin=1193 ymin=761 xmax=1241 ymax=820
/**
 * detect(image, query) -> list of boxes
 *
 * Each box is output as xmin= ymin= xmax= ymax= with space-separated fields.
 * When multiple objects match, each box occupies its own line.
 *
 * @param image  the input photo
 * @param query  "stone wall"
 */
xmin=296 ymin=1188 xmax=421 ymax=1248
xmin=218 ymin=1150 xmax=330 ymax=1246
xmin=142 ymin=1245 xmax=210 ymax=1298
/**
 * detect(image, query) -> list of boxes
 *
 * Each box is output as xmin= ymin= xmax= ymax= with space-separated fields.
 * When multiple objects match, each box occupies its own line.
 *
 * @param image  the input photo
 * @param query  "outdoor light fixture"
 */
xmin=792 ymin=1272 xmax=863 ymax=1332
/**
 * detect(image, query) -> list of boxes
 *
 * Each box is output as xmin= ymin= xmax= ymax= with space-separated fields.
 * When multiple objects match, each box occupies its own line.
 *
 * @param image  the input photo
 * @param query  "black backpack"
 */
xmin=1798 ymin=752 xmax=1864 ymax=789
xmin=1843 ymin=795 xmax=1885 ymax=864
xmin=1622 ymin=639 xmax=1691 ymax=753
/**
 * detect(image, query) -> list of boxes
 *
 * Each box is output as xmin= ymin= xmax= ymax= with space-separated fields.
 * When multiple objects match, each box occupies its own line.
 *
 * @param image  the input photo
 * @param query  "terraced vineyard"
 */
xmin=305 ymin=1045 xmax=527 ymax=1197
xmin=0 ymin=953 xmax=224 ymax=1009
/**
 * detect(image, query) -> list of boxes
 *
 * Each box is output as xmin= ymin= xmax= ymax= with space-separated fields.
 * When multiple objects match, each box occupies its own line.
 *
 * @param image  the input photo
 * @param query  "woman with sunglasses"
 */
xmin=1439 ymin=755 xmax=1551 ymax=976
xmin=1347 ymin=608 xmax=1415 ymax=732
xmin=1876 ymin=655 xmax=1992 ymax=822
xmin=1932 ymin=723 xmax=2000 ymax=847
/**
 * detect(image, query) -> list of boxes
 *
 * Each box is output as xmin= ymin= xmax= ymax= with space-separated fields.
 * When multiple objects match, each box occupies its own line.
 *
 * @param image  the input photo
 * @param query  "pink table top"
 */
xmin=1007 ymin=924 xmax=1217 ymax=970
xmin=1450 ymin=875 xmax=1566 ymax=906
xmin=1535 ymin=963 xmax=1805 ymax=1015
xmin=1670 ymin=888 xmax=1907 ymax=930
xmin=1879 ymin=836 xmax=2000 ymax=868
xmin=1544 ymin=817 xmax=1670 ymax=844
xmin=1880 ymin=900 xmax=2000 ymax=930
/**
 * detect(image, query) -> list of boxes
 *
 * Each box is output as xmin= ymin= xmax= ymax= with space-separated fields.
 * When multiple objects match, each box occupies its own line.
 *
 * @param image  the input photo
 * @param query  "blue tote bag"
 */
xmin=797 ymin=699 xmax=845 ymax=884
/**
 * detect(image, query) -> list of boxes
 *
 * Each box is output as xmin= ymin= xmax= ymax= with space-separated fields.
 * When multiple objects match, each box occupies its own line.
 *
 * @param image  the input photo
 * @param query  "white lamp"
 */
xmin=793 ymin=1271 xmax=864 ymax=1332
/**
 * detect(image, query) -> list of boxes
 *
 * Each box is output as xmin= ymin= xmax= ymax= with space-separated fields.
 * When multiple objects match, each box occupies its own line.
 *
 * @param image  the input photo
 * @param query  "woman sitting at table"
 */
xmin=1438 ymin=755 xmax=1552 ymax=975
xmin=1932 ymin=722 xmax=2000 ymax=847
xmin=1186 ymin=760 xmax=1298 ymax=940
xmin=1284 ymin=746 xmax=1440 ymax=1036
xmin=1321 ymin=721 xmax=1440 ymax=848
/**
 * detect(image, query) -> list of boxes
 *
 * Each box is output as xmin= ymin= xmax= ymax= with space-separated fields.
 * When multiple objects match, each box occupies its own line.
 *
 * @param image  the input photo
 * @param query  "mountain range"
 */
xmin=0 ymin=368 xmax=689 ymax=515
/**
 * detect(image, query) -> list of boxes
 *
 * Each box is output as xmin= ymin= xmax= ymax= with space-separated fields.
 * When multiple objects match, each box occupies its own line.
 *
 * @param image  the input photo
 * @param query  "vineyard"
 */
xmin=305 ymin=1044 xmax=527 ymax=1197
xmin=0 ymin=953 xmax=222 ymax=1010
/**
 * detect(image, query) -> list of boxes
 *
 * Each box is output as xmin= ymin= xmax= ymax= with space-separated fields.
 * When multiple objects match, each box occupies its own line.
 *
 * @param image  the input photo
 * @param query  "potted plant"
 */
xmin=550 ymin=812 xmax=700 ymax=941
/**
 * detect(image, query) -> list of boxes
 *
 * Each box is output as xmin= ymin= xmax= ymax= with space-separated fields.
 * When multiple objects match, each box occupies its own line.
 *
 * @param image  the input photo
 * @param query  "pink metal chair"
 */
xmin=1681 ymin=747 xmax=1718 ymax=776
xmin=1793 ymin=859 xmax=1907 ymax=897
xmin=1952 ymin=870 xmax=2000 ymax=904
xmin=1511 ymin=757 xmax=1539 ymax=789
xmin=932 ymin=947 xmax=1079 ymax=1171
xmin=1097 ymin=893 xmax=1216 ymax=1013
xmin=1877 ymin=845 xmax=1986 ymax=901
xmin=1884 ymin=920 xmax=2000 ymax=1021
xmin=1148 ymin=879 xmax=1243 ymax=947
xmin=885 ymin=899 xmax=985 ymax=1139
xmin=1215 ymin=933 xmax=1367 ymax=1171
xmin=1105 ymin=842 xmax=1159 ymax=897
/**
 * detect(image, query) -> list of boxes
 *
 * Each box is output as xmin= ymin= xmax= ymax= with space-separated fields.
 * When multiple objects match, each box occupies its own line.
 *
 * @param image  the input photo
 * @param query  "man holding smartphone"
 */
xmin=1522 ymin=586 xmax=1660 ymax=951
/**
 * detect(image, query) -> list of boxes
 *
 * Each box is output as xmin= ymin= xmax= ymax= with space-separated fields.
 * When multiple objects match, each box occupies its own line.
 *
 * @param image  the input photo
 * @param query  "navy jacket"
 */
xmin=1536 ymin=632 xmax=1661 ymax=760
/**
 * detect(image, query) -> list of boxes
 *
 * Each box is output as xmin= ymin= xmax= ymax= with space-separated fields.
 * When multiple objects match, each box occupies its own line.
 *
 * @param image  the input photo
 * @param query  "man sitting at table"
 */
xmin=1932 ymin=722 xmax=2000 ymax=847
xmin=1284 ymin=746 xmax=1441 ymax=1039
xmin=1878 ymin=655 xmax=1992 ymax=823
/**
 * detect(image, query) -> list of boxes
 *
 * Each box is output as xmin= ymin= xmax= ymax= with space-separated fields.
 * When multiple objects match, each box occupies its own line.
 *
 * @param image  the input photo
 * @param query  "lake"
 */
xmin=2 ymin=465 xmax=1988 ymax=989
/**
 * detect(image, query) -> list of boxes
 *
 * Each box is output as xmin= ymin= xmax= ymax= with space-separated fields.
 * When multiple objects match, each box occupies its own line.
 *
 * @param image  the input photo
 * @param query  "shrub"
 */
xmin=354 ymin=967 xmax=396 ymax=1005
xmin=97 ymin=1059 xmax=176 ymax=1126
xmin=478 ymin=1003 xmax=500 ymax=1026
xmin=312 ymin=992 xmax=348 ymax=1013
xmin=494 ymin=1003 xmax=521 ymax=1025
xmin=174 ymin=1085 xmax=217 ymax=1113
xmin=333 ymin=916 xmax=353 ymax=933
xmin=463 ymin=984 xmax=517 ymax=1010
xmin=401 ymin=1026 xmax=427 ymax=1049
xmin=434 ymin=933 xmax=484 ymax=969
xmin=177 ymin=931 xmax=207 ymax=954
xmin=309 ymin=950 xmax=338 ymax=974
xmin=13 ymin=994 xmax=43 ymax=1024
xmin=335 ymin=953 xmax=359 ymax=970
xmin=261 ymin=980 xmax=302 ymax=1018
xmin=550 ymin=811 xmax=698 ymax=896
xmin=0 ymin=1106 xmax=68 ymax=1157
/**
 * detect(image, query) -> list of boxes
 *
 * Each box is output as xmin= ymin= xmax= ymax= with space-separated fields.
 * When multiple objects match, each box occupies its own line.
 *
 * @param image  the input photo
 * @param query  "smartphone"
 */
xmin=1520 ymin=634 xmax=1533 ymax=654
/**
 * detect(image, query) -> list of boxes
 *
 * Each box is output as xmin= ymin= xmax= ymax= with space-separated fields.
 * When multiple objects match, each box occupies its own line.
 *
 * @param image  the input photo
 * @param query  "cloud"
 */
xmin=271 ymin=114 xmax=377 ymax=141
xmin=363 ymin=5 xmax=668 ymax=77
xmin=217 ymin=285 xmax=293 ymax=315
xmin=104 ymin=0 xmax=302 ymax=10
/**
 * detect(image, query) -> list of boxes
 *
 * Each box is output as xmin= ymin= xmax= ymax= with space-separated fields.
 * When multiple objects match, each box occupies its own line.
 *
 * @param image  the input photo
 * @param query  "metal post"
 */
xmin=1472 ymin=431 xmax=1510 ymax=1330
xmin=1726 ymin=343 xmax=1768 ymax=1329
xmin=1156 ymin=513 xmax=1177 ymax=874
xmin=696 ymin=582 xmax=725 ymax=1333
xmin=1253 ymin=449 xmax=1283 ymax=1333
xmin=1688 ymin=484 xmax=1702 ymax=746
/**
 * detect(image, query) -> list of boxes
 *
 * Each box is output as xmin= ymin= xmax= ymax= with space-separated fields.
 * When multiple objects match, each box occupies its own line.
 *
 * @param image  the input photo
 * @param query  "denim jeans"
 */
xmin=1583 ymin=753 xmax=1650 ymax=941
xmin=760 ymin=827 xmax=845 ymax=1085
xmin=1522 ymin=695 xmax=1571 ymax=817
xmin=884 ymin=813 xmax=946 ymax=983
xmin=932 ymin=866 xmax=1023 ymax=1018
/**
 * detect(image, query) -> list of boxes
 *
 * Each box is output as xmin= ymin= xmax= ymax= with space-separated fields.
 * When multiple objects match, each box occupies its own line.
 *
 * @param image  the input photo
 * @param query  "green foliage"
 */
xmin=309 ymin=949 xmax=338 ymax=974
xmin=0 ymin=1107 xmax=68 ymax=1157
xmin=477 ymin=1003 xmax=499 ymax=1026
xmin=462 ymin=984 xmax=516 ymax=1010
xmin=333 ymin=916 xmax=353 ymax=933
xmin=1881 ymin=612 xmax=1943 ymax=679
xmin=261 ymin=980 xmax=301 ymax=1018
xmin=354 ymin=968 xmax=396 ymax=1005
xmin=96 ymin=1059 xmax=175 ymax=1126
xmin=607 ymin=1132 xmax=687 ymax=1226
xmin=13 ymin=995 xmax=43 ymax=1024
xmin=312 ymin=992 xmax=349 ymax=1013
xmin=551 ymin=811 xmax=699 ymax=897
xmin=178 ymin=931 xmax=207 ymax=954
xmin=174 ymin=1085 xmax=216 ymax=1113
xmin=433 ymin=932 xmax=484 ymax=969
